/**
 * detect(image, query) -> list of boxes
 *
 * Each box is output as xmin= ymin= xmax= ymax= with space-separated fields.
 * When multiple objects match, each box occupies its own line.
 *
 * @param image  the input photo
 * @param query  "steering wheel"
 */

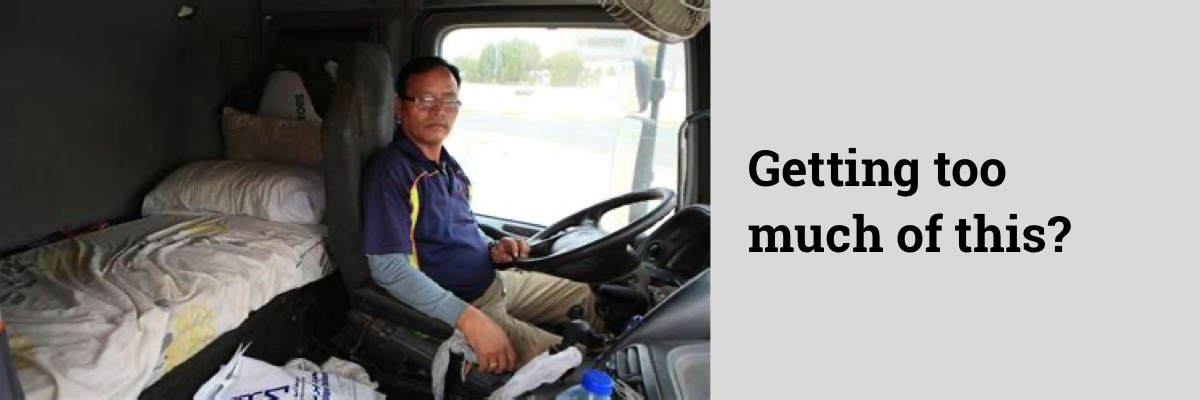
xmin=511 ymin=187 xmax=677 ymax=278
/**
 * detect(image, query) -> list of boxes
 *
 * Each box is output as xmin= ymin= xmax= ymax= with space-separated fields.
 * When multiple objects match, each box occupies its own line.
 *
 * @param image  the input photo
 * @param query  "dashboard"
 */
xmin=597 ymin=268 xmax=710 ymax=399
xmin=602 ymin=205 xmax=711 ymax=399
xmin=637 ymin=205 xmax=710 ymax=287
xmin=522 ymin=205 xmax=711 ymax=399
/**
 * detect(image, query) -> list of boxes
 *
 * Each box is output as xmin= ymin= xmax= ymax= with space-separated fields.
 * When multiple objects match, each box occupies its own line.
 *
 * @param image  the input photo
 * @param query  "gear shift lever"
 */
xmin=552 ymin=305 xmax=608 ymax=354
xmin=568 ymin=304 xmax=585 ymax=321
xmin=552 ymin=321 xmax=589 ymax=354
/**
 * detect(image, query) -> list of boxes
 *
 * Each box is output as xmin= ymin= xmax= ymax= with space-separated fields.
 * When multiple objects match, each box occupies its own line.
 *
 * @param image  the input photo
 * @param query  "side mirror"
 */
xmin=618 ymin=59 xmax=653 ymax=114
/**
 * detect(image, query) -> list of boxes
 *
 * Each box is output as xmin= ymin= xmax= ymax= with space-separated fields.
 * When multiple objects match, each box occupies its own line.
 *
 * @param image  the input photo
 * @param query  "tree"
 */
xmin=452 ymin=57 xmax=480 ymax=82
xmin=478 ymin=39 xmax=541 ymax=84
xmin=543 ymin=52 xmax=586 ymax=87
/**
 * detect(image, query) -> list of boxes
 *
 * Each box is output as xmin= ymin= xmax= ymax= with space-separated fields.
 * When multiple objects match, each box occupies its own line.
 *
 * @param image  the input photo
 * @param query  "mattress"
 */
xmin=0 ymin=214 xmax=332 ymax=400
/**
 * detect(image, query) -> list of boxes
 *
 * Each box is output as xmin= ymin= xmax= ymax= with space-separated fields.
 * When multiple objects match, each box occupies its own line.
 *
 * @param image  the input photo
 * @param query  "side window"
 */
xmin=440 ymin=27 xmax=688 ymax=232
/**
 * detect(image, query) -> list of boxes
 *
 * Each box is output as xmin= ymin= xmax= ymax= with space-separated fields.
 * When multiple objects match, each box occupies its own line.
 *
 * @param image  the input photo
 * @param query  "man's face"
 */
xmin=396 ymin=67 xmax=461 ymax=147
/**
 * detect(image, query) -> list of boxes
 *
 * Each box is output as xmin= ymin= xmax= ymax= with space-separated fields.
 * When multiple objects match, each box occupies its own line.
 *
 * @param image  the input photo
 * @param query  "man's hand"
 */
xmin=456 ymin=306 xmax=516 ymax=374
xmin=489 ymin=237 xmax=530 ymax=264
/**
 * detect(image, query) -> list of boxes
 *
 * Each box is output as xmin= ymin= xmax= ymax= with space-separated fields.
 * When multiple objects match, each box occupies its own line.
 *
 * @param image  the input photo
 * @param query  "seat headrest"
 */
xmin=258 ymin=70 xmax=322 ymax=122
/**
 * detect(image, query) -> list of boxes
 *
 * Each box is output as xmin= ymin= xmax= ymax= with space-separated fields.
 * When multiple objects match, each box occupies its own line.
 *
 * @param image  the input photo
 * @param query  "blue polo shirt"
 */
xmin=361 ymin=129 xmax=495 ymax=302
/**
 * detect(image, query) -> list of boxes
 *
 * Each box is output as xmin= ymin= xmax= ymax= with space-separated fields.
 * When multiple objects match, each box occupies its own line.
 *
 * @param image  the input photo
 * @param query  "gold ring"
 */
xmin=489 ymin=362 xmax=498 ymax=367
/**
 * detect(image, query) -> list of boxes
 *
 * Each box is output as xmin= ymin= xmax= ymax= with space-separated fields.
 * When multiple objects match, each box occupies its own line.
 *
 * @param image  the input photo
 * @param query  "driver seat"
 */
xmin=321 ymin=43 xmax=504 ymax=396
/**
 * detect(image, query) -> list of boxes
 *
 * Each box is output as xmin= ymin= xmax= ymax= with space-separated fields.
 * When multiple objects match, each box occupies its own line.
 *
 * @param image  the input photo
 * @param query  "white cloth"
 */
xmin=431 ymin=330 xmax=478 ymax=400
xmin=488 ymin=348 xmax=583 ymax=400
xmin=3 ymin=214 xmax=330 ymax=400
xmin=431 ymin=331 xmax=584 ymax=399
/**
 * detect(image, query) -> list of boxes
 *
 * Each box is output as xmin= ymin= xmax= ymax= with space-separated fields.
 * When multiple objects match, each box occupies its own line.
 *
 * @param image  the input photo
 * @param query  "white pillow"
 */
xmin=142 ymin=160 xmax=325 ymax=225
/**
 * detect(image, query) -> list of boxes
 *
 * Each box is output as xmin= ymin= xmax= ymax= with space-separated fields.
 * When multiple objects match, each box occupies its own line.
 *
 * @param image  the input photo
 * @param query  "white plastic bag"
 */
xmin=194 ymin=344 xmax=383 ymax=400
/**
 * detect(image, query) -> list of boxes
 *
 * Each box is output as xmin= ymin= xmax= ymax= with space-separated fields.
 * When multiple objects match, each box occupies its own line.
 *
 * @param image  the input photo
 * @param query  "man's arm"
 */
xmin=367 ymin=253 xmax=467 ymax=326
xmin=368 ymin=252 xmax=515 ymax=372
xmin=367 ymin=252 xmax=516 ymax=373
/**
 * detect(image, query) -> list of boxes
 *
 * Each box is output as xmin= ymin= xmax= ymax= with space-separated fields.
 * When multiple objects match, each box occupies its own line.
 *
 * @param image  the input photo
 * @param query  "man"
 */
xmin=360 ymin=56 xmax=603 ymax=375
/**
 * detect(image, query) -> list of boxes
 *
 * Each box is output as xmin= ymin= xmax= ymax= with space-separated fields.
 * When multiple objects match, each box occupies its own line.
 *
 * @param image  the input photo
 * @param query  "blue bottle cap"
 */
xmin=581 ymin=368 xmax=614 ymax=396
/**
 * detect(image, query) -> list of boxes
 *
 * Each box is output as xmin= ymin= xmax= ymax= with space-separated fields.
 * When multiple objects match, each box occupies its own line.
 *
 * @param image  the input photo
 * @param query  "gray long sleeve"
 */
xmin=366 ymin=253 xmax=468 ymax=326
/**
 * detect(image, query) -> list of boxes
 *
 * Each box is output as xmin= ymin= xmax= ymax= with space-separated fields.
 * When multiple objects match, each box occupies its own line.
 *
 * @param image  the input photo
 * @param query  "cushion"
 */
xmin=222 ymin=107 xmax=323 ymax=167
xmin=142 ymin=160 xmax=325 ymax=225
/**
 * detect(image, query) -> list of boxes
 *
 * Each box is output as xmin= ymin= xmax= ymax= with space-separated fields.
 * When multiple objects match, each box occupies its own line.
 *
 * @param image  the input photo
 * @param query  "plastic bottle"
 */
xmin=621 ymin=315 xmax=644 ymax=334
xmin=555 ymin=368 xmax=615 ymax=400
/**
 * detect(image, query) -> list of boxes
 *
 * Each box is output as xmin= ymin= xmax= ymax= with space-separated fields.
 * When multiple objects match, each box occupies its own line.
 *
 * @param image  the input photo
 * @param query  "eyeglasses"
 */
xmin=402 ymin=94 xmax=462 ymax=111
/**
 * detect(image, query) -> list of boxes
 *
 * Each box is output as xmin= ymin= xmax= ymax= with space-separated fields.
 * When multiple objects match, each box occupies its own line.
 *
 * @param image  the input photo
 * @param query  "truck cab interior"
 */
xmin=0 ymin=0 xmax=709 ymax=399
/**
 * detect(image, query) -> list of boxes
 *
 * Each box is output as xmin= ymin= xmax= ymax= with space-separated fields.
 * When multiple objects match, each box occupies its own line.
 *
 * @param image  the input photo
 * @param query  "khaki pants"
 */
xmin=471 ymin=270 xmax=603 ymax=367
